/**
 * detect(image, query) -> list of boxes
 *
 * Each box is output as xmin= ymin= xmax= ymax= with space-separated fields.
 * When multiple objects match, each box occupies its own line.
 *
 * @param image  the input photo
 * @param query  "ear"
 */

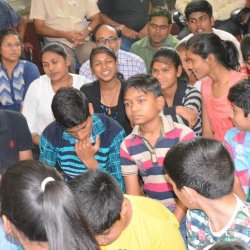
xmin=120 ymin=199 xmax=129 ymax=216
xmin=2 ymin=215 xmax=13 ymax=236
xmin=210 ymin=16 xmax=215 ymax=27
xmin=206 ymin=53 xmax=215 ymax=65
xmin=182 ymin=186 xmax=198 ymax=204
xmin=66 ymin=57 xmax=71 ymax=67
xmin=177 ymin=65 xmax=183 ymax=78
xmin=156 ymin=96 xmax=165 ymax=111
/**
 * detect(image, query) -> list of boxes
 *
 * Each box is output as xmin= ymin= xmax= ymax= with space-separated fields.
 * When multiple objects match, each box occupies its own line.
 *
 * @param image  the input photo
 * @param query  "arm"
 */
xmin=17 ymin=15 xmax=28 ymax=39
xmin=19 ymin=150 xmax=33 ymax=160
xmin=173 ymin=199 xmax=187 ymax=223
xmin=124 ymin=175 xmax=142 ymax=196
xmin=202 ymin=98 xmax=214 ymax=138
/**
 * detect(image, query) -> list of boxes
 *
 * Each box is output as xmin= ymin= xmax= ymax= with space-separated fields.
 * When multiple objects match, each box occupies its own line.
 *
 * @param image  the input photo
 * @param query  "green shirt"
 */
xmin=131 ymin=35 xmax=179 ymax=73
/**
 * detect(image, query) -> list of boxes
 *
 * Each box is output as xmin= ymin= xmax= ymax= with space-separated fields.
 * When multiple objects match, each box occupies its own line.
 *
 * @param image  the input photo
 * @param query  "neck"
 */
xmin=207 ymin=64 xmax=231 ymax=84
xmin=2 ymin=59 xmax=18 ymax=77
xmin=17 ymin=235 xmax=48 ymax=250
xmin=100 ymin=78 xmax=120 ymax=91
xmin=163 ymin=83 xmax=177 ymax=106
xmin=150 ymin=39 xmax=164 ymax=50
xmin=51 ymin=74 xmax=72 ymax=91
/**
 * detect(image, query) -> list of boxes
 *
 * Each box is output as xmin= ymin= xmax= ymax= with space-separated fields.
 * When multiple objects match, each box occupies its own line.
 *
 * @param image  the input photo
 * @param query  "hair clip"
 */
xmin=41 ymin=177 xmax=55 ymax=192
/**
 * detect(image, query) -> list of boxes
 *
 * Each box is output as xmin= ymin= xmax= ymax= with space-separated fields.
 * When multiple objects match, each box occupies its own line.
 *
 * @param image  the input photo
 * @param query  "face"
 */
xmin=0 ymin=34 xmax=22 ymax=62
xmin=244 ymin=55 xmax=250 ymax=71
xmin=148 ymin=16 xmax=171 ymax=47
xmin=124 ymin=88 xmax=164 ymax=125
xmin=91 ymin=52 xmax=117 ymax=82
xmin=187 ymin=12 xmax=214 ymax=34
xmin=229 ymin=104 xmax=250 ymax=131
xmin=151 ymin=61 xmax=181 ymax=91
xmin=95 ymin=26 xmax=121 ymax=55
xmin=42 ymin=51 xmax=70 ymax=82
xmin=65 ymin=117 xmax=93 ymax=140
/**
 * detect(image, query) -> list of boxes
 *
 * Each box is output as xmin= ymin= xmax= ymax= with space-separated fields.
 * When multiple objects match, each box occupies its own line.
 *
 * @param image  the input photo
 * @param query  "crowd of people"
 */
xmin=0 ymin=0 xmax=250 ymax=250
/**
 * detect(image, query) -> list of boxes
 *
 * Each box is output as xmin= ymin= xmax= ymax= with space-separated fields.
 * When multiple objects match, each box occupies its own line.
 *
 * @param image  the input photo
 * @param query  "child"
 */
xmin=240 ymin=34 xmax=250 ymax=76
xmin=224 ymin=78 xmax=250 ymax=201
xmin=70 ymin=170 xmax=186 ymax=250
xmin=151 ymin=47 xmax=202 ymax=136
xmin=164 ymin=138 xmax=250 ymax=249
xmin=0 ymin=160 xmax=98 ymax=250
xmin=120 ymin=74 xmax=195 ymax=233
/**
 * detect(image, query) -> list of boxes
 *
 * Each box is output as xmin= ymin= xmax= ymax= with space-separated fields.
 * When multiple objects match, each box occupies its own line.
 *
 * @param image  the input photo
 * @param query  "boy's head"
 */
xmin=164 ymin=138 xmax=234 ymax=208
xmin=241 ymin=34 xmax=250 ymax=71
xmin=70 ymin=170 xmax=125 ymax=246
xmin=52 ymin=87 xmax=92 ymax=140
xmin=123 ymin=74 xmax=164 ymax=126
xmin=185 ymin=0 xmax=214 ymax=35
xmin=228 ymin=78 xmax=250 ymax=131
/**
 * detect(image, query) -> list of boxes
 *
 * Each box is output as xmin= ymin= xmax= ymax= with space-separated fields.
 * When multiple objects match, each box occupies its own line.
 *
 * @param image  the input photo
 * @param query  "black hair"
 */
xmin=149 ymin=6 xmax=172 ymax=24
xmin=0 ymin=28 xmax=22 ymax=45
xmin=90 ymin=45 xmax=117 ymax=68
xmin=164 ymin=138 xmax=234 ymax=199
xmin=70 ymin=170 xmax=123 ymax=235
xmin=91 ymin=24 xmax=122 ymax=42
xmin=40 ymin=42 xmax=67 ymax=60
xmin=51 ymin=87 xmax=90 ymax=129
xmin=241 ymin=34 xmax=250 ymax=62
xmin=209 ymin=242 xmax=249 ymax=250
xmin=185 ymin=0 xmax=213 ymax=20
xmin=0 ymin=160 xmax=99 ymax=250
xmin=124 ymin=74 xmax=164 ymax=98
xmin=228 ymin=78 xmax=250 ymax=117
xmin=186 ymin=33 xmax=240 ymax=71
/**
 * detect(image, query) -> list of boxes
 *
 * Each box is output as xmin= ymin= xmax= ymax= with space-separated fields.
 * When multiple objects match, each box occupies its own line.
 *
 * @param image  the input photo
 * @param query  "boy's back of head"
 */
xmin=164 ymin=138 xmax=234 ymax=199
xmin=70 ymin=170 xmax=123 ymax=235
xmin=185 ymin=0 xmax=213 ymax=20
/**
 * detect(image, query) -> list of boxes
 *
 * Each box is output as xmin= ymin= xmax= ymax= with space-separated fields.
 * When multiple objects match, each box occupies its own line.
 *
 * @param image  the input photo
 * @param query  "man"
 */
xmin=131 ymin=6 xmax=179 ymax=73
xmin=79 ymin=24 xmax=147 ymax=81
xmin=179 ymin=0 xmax=243 ymax=64
xmin=30 ymin=0 xmax=101 ymax=72
xmin=39 ymin=88 xmax=125 ymax=191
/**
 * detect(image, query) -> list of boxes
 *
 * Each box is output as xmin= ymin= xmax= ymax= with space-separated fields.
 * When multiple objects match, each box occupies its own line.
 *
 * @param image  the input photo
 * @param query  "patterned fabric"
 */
xmin=39 ymin=114 xmax=126 ymax=191
xmin=224 ymin=128 xmax=250 ymax=195
xmin=79 ymin=49 xmax=147 ymax=81
xmin=186 ymin=196 xmax=250 ymax=250
xmin=120 ymin=115 xmax=195 ymax=207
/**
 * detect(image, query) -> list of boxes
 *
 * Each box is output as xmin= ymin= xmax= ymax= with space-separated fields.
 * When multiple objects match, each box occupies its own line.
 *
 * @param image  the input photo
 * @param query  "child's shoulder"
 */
xmin=225 ymin=127 xmax=250 ymax=144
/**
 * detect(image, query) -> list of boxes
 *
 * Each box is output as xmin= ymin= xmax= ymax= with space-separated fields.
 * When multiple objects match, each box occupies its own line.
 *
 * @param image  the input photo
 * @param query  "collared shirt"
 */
xmin=39 ymin=113 xmax=126 ymax=191
xmin=120 ymin=115 xmax=195 ymax=207
xmin=131 ymin=34 xmax=179 ymax=72
xmin=79 ymin=49 xmax=147 ymax=81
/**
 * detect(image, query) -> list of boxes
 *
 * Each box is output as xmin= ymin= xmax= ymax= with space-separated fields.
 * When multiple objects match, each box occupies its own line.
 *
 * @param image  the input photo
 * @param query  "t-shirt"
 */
xmin=101 ymin=195 xmax=186 ymax=250
xmin=0 ymin=220 xmax=19 ymax=250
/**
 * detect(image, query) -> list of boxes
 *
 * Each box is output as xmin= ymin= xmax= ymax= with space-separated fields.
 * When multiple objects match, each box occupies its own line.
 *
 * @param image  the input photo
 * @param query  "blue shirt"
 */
xmin=39 ymin=114 xmax=125 ymax=191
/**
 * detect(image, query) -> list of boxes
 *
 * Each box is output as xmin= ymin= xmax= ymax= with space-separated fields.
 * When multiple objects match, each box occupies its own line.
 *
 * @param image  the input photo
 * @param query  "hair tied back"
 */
xmin=41 ymin=177 xmax=55 ymax=192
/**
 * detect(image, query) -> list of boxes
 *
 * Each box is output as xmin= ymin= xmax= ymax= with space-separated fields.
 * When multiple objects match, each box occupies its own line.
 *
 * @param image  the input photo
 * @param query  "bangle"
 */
xmin=87 ymin=26 xmax=93 ymax=33
xmin=118 ymin=24 xmax=125 ymax=31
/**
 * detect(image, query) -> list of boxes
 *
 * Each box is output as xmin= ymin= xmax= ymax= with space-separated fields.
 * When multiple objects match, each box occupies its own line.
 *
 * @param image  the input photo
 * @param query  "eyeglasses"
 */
xmin=96 ymin=36 xmax=118 ymax=45
xmin=149 ymin=23 xmax=169 ymax=31
xmin=1 ymin=42 xmax=22 ymax=48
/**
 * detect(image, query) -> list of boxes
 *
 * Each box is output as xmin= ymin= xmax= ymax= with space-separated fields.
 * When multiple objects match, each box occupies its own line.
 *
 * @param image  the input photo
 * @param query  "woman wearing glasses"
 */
xmin=0 ymin=29 xmax=40 ymax=111
xmin=81 ymin=45 xmax=132 ymax=135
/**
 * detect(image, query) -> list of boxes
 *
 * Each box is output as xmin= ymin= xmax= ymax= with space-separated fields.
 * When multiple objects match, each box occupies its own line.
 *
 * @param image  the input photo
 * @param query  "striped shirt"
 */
xmin=39 ymin=114 xmax=126 ymax=191
xmin=120 ymin=115 xmax=195 ymax=207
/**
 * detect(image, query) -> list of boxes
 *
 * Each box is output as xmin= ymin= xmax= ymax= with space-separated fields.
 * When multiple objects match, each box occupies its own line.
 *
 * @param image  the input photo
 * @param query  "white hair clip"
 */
xmin=41 ymin=177 xmax=55 ymax=192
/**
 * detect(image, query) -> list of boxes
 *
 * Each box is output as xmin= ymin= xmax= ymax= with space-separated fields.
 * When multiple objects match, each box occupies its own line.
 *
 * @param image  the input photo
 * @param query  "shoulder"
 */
xmin=42 ymin=121 xmax=63 ymax=143
xmin=2 ymin=110 xmax=27 ymax=124
xmin=80 ymin=81 xmax=99 ymax=93
xmin=131 ymin=36 xmax=148 ymax=50
xmin=71 ymin=73 xmax=90 ymax=88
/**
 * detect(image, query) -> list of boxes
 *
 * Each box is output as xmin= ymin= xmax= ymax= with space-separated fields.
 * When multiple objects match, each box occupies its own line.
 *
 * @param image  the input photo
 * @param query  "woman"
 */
xmin=80 ymin=45 xmax=132 ymax=135
xmin=22 ymin=42 xmax=89 ymax=145
xmin=186 ymin=33 xmax=246 ymax=141
xmin=151 ymin=47 xmax=202 ymax=136
xmin=0 ymin=29 xmax=40 ymax=111
xmin=0 ymin=160 xmax=99 ymax=250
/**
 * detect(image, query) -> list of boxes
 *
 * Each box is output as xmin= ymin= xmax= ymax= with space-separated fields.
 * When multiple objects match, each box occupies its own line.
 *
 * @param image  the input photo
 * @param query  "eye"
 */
xmin=161 ymin=68 xmax=169 ymax=73
xmin=138 ymin=98 xmax=146 ymax=104
xmin=200 ymin=16 xmax=207 ymax=21
xmin=124 ymin=101 xmax=131 ymax=107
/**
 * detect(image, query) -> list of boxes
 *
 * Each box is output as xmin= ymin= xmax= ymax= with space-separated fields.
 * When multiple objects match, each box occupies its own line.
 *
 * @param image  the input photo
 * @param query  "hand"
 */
xmin=122 ymin=27 xmax=139 ymax=40
xmin=138 ymin=24 xmax=148 ymax=39
xmin=176 ymin=106 xmax=198 ymax=128
xmin=75 ymin=136 xmax=100 ymax=169
xmin=74 ymin=29 xmax=90 ymax=45
xmin=64 ymin=31 xmax=86 ymax=45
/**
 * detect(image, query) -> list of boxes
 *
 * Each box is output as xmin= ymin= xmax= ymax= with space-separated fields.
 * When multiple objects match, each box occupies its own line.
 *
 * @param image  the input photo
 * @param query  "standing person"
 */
xmin=186 ymin=33 xmax=246 ymax=142
xmin=22 ymin=42 xmax=89 ymax=146
xmin=151 ymin=47 xmax=202 ymax=136
xmin=131 ymin=6 xmax=179 ymax=73
xmin=30 ymin=0 xmax=101 ymax=72
xmin=0 ymin=29 xmax=40 ymax=111
xmin=0 ymin=160 xmax=99 ymax=250
xmin=81 ymin=46 xmax=132 ymax=135
xmin=79 ymin=24 xmax=147 ymax=81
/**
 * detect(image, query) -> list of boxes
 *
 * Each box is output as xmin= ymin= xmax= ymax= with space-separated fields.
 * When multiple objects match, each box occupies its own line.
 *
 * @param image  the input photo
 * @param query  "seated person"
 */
xmin=240 ymin=34 xmax=250 ymax=76
xmin=70 ymin=169 xmax=186 ymax=250
xmin=39 ymin=87 xmax=126 ymax=191
xmin=210 ymin=242 xmax=249 ymax=250
xmin=164 ymin=138 xmax=250 ymax=249
xmin=131 ymin=6 xmax=179 ymax=73
xmin=79 ymin=24 xmax=147 ymax=81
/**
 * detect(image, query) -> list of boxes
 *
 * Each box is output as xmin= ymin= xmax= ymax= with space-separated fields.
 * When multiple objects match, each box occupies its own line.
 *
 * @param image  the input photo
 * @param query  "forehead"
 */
xmin=124 ymin=87 xmax=154 ymax=98
xmin=150 ymin=16 xmax=169 ymax=24
xmin=42 ymin=51 xmax=63 ymax=61
xmin=188 ymin=11 xmax=211 ymax=20
xmin=2 ymin=34 xmax=20 ymax=42
xmin=96 ymin=26 xmax=117 ymax=38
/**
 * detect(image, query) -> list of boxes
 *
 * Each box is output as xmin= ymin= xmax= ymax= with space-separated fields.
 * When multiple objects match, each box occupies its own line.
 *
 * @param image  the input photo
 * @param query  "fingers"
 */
xmin=89 ymin=103 xmax=94 ymax=115
xmin=93 ymin=136 xmax=101 ymax=152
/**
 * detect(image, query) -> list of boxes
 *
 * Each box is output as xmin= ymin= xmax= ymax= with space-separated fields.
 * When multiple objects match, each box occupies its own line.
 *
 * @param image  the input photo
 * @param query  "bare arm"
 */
xmin=124 ymin=175 xmax=143 ymax=196
xmin=19 ymin=150 xmax=33 ymax=160
xmin=202 ymin=99 xmax=214 ymax=138
xmin=176 ymin=106 xmax=197 ymax=128
xmin=17 ymin=15 xmax=28 ymax=39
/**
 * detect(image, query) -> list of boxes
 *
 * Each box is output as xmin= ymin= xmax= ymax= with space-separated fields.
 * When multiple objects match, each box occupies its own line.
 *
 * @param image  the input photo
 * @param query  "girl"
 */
xmin=80 ymin=45 xmax=132 ymax=135
xmin=0 ymin=160 xmax=99 ymax=250
xmin=22 ymin=42 xmax=89 ymax=145
xmin=151 ymin=47 xmax=202 ymax=136
xmin=186 ymin=33 xmax=246 ymax=141
xmin=0 ymin=29 xmax=40 ymax=111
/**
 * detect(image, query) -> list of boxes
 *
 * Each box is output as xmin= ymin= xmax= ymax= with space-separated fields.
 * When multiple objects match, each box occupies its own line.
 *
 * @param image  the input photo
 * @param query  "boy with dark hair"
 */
xmin=70 ymin=170 xmax=185 ymax=250
xmin=164 ymin=138 xmax=250 ymax=249
xmin=120 ymin=74 xmax=195 ymax=237
xmin=39 ymin=87 xmax=125 ymax=190
xmin=224 ymin=78 xmax=250 ymax=201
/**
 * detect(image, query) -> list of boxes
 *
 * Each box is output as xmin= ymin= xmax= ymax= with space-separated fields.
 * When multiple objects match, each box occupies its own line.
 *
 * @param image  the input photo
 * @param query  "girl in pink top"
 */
xmin=186 ymin=33 xmax=246 ymax=141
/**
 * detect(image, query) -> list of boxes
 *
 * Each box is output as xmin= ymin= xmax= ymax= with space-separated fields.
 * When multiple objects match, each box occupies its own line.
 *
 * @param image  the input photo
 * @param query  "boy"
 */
xmin=39 ymin=87 xmax=125 ymax=190
xmin=120 ymin=74 xmax=195 ymax=223
xmin=224 ymin=78 xmax=250 ymax=201
xmin=164 ymin=138 xmax=250 ymax=249
xmin=70 ymin=170 xmax=186 ymax=250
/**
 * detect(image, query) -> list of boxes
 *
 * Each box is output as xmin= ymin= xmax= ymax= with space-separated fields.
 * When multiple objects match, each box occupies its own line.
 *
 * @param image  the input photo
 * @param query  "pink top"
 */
xmin=201 ymin=71 xmax=246 ymax=142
